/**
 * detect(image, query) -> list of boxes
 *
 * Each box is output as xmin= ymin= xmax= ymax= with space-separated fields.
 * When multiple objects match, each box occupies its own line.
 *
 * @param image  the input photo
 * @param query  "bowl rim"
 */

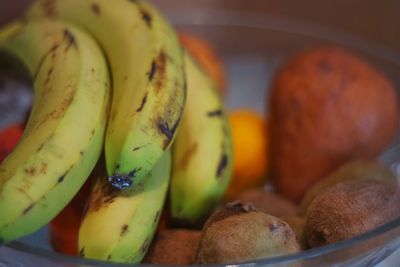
xmin=6 ymin=216 xmax=400 ymax=266
xmin=4 ymin=6 xmax=400 ymax=266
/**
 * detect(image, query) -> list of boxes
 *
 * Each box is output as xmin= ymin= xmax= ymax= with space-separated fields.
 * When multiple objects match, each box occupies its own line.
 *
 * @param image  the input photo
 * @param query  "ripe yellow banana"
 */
xmin=27 ymin=0 xmax=186 ymax=189
xmin=0 ymin=19 xmax=110 ymax=243
xmin=170 ymin=52 xmax=233 ymax=226
xmin=78 ymin=151 xmax=171 ymax=263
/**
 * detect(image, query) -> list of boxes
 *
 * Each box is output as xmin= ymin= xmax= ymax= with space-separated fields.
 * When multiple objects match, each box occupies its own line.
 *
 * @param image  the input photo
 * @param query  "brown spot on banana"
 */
xmin=216 ymin=154 xmax=228 ymax=178
xmin=57 ymin=174 xmax=66 ymax=183
xmin=103 ymin=195 xmax=116 ymax=204
xmin=154 ymin=51 xmax=167 ymax=93
xmin=40 ymin=162 xmax=48 ymax=174
xmin=132 ymin=147 xmax=141 ymax=152
xmin=157 ymin=117 xmax=180 ymax=150
xmin=34 ymin=30 xmax=78 ymax=96
xmin=182 ymin=75 xmax=188 ymax=103
xmin=107 ymin=254 xmax=112 ymax=260
xmin=47 ymin=67 xmax=54 ymax=78
xmin=33 ymin=43 xmax=62 ymax=80
xmin=153 ymin=210 xmax=161 ymax=224
xmin=87 ymin=190 xmax=103 ymax=212
xmin=23 ymin=203 xmax=34 ymax=215
xmin=114 ymin=164 xmax=120 ymax=171
xmin=207 ymin=109 xmax=223 ymax=117
xmin=24 ymin=167 xmax=36 ymax=176
xmin=88 ymin=176 xmax=119 ymax=212
xmin=90 ymin=3 xmax=101 ymax=16
xmin=79 ymin=247 xmax=85 ymax=257
xmin=32 ymin=90 xmax=74 ymax=130
xmin=63 ymin=29 xmax=78 ymax=51
xmin=177 ymin=143 xmax=198 ymax=170
xmin=136 ymin=93 xmax=148 ymax=112
xmin=120 ymin=224 xmax=129 ymax=237
xmin=57 ymin=165 xmax=73 ymax=183
xmin=132 ymin=143 xmax=149 ymax=152
xmin=56 ymin=92 xmax=75 ymax=118
xmin=140 ymin=9 xmax=152 ymax=27
xmin=148 ymin=61 xmax=156 ymax=81
xmin=43 ymin=67 xmax=54 ymax=87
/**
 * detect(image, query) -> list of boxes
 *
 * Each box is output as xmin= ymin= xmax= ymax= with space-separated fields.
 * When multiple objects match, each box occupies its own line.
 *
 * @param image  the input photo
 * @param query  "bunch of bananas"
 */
xmin=0 ymin=0 xmax=232 ymax=263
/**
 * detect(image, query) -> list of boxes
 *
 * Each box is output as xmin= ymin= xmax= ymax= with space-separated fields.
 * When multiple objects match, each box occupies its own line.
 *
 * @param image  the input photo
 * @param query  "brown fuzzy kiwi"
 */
xmin=306 ymin=180 xmax=400 ymax=248
xmin=299 ymin=160 xmax=398 ymax=214
xmin=234 ymin=188 xmax=298 ymax=218
xmin=196 ymin=202 xmax=300 ymax=264
xmin=143 ymin=229 xmax=201 ymax=265
xmin=269 ymin=46 xmax=399 ymax=202
xmin=282 ymin=216 xmax=308 ymax=250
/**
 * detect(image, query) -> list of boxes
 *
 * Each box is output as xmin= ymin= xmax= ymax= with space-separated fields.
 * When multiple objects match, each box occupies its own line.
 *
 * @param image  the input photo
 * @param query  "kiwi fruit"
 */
xmin=234 ymin=188 xmax=298 ymax=218
xmin=299 ymin=160 xmax=398 ymax=214
xmin=306 ymin=180 xmax=400 ymax=247
xmin=196 ymin=202 xmax=299 ymax=264
xmin=282 ymin=216 xmax=308 ymax=250
xmin=143 ymin=229 xmax=201 ymax=265
xmin=269 ymin=46 xmax=399 ymax=202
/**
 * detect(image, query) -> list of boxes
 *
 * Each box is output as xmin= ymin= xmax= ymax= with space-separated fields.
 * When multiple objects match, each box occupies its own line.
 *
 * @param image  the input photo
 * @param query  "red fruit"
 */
xmin=0 ymin=124 xmax=23 ymax=162
xmin=49 ymin=175 xmax=93 ymax=256
xmin=49 ymin=202 xmax=81 ymax=256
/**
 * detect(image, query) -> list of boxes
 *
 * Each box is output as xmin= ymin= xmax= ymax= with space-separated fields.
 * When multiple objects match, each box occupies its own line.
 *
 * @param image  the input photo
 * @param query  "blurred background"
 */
xmin=1 ymin=0 xmax=400 ymax=53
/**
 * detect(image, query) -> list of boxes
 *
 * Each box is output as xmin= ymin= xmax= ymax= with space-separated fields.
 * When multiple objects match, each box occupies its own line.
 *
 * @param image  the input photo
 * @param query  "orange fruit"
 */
xmin=179 ymin=32 xmax=226 ymax=95
xmin=225 ymin=110 xmax=269 ymax=200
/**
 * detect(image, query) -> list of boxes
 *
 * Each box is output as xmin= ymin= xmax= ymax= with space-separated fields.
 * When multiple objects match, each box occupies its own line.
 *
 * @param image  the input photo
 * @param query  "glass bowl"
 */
xmin=1 ymin=2 xmax=400 ymax=266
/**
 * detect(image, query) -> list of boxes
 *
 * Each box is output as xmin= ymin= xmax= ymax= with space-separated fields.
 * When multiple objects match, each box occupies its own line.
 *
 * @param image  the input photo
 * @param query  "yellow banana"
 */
xmin=0 ymin=19 xmax=109 ymax=243
xmin=170 ymin=52 xmax=233 ymax=226
xmin=78 ymin=151 xmax=171 ymax=263
xmin=27 ymin=0 xmax=186 ymax=189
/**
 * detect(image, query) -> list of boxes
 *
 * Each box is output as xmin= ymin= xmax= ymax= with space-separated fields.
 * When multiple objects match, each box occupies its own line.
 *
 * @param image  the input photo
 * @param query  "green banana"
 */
xmin=27 ymin=0 xmax=186 ymax=189
xmin=78 ymin=151 xmax=171 ymax=263
xmin=170 ymin=52 xmax=233 ymax=226
xmin=0 ymin=19 xmax=110 ymax=243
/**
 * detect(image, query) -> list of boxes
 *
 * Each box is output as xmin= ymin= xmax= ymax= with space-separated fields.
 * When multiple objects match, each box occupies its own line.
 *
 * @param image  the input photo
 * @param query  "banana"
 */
xmin=170 ymin=52 xmax=233 ymax=226
xmin=0 ymin=19 xmax=110 ymax=243
xmin=78 ymin=151 xmax=171 ymax=263
xmin=27 ymin=0 xmax=186 ymax=189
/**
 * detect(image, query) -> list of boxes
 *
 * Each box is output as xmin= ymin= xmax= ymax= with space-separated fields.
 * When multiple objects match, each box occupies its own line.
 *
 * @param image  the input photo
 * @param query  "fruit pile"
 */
xmin=0 ymin=0 xmax=400 ymax=266
xmin=0 ymin=0 xmax=232 ymax=263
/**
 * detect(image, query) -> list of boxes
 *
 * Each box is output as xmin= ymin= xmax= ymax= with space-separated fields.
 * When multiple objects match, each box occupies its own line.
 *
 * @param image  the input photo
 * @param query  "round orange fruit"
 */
xmin=225 ymin=110 xmax=269 ymax=200
xmin=179 ymin=32 xmax=226 ymax=95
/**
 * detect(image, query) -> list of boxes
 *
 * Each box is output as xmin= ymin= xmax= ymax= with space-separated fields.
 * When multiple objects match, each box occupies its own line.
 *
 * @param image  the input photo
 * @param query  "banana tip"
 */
xmin=108 ymin=174 xmax=133 ymax=190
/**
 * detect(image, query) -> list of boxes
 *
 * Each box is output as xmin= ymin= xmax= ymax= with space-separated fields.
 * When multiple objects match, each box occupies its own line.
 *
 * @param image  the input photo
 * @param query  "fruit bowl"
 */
xmin=1 ymin=1 xmax=400 ymax=266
